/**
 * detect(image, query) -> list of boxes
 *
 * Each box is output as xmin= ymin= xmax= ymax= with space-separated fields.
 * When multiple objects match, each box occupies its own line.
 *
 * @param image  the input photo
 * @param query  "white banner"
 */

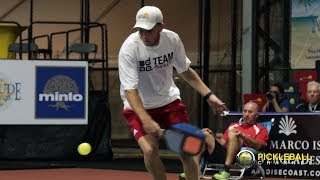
xmin=0 ymin=60 xmax=88 ymax=124
xmin=291 ymin=1 xmax=320 ymax=69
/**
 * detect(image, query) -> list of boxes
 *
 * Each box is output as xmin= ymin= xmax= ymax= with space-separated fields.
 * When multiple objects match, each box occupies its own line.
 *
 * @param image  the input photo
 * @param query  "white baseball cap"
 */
xmin=133 ymin=6 xmax=163 ymax=30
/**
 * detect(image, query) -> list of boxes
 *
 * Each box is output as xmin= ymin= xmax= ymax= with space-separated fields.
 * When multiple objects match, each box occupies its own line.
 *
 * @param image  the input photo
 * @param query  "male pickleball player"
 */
xmin=119 ymin=6 xmax=228 ymax=180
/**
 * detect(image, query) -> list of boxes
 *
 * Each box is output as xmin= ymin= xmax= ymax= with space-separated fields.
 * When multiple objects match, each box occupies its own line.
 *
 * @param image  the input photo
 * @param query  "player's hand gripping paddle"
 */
xmin=159 ymin=123 xmax=205 ymax=156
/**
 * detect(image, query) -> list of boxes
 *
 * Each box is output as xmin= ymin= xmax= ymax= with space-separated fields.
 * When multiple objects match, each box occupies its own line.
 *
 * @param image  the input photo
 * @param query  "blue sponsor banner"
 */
xmin=35 ymin=66 xmax=86 ymax=119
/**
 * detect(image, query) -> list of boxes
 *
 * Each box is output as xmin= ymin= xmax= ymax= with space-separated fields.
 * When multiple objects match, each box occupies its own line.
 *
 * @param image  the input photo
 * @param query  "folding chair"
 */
xmin=279 ymin=81 xmax=299 ymax=94
xmin=201 ymin=118 xmax=274 ymax=180
xmin=293 ymin=70 xmax=317 ymax=83
xmin=68 ymin=43 xmax=98 ymax=90
xmin=8 ymin=42 xmax=39 ymax=59
xmin=201 ymin=162 xmax=245 ymax=180
xmin=68 ymin=43 xmax=97 ymax=60
xmin=284 ymin=92 xmax=300 ymax=111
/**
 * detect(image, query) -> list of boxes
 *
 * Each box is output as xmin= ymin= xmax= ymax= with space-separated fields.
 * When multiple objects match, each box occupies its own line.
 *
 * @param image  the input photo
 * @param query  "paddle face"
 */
xmin=163 ymin=123 xmax=204 ymax=156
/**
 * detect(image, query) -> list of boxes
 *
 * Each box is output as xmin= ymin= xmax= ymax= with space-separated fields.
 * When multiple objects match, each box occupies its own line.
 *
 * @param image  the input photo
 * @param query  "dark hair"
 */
xmin=271 ymin=82 xmax=284 ymax=94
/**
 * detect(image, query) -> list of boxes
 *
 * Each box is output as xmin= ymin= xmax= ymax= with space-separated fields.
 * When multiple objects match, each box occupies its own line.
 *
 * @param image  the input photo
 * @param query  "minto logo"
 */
xmin=35 ymin=67 xmax=86 ymax=119
xmin=39 ymin=92 xmax=83 ymax=102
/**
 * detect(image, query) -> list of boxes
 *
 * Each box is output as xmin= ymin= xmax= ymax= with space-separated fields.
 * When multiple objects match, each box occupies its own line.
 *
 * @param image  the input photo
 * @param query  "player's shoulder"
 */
xmin=123 ymin=32 xmax=140 ymax=44
xmin=120 ymin=32 xmax=140 ymax=52
xmin=162 ymin=28 xmax=178 ymax=35
xmin=161 ymin=29 xmax=180 ymax=40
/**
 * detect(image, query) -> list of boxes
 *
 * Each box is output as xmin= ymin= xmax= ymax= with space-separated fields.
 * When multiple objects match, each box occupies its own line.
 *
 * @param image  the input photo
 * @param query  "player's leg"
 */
xmin=180 ymin=155 xmax=199 ymax=180
xmin=180 ymin=127 xmax=227 ymax=179
xmin=165 ymin=100 xmax=201 ymax=180
xmin=182 ymin=133 xmax=227 ymax=180
xmin=179 ymin=132 xmax=207 ymax=179
xmin=123 ymin=109 xmax=166 ymax=180
xmin=202 ymin=128 xmax=216 ymax=155
xmin=138 ymin=134 xmax=166 ymax=180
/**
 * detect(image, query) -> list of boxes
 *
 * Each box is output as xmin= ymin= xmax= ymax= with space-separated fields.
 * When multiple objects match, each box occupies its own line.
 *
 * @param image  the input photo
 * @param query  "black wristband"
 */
xmin=204 ymin=91 xmax=214 ymax=101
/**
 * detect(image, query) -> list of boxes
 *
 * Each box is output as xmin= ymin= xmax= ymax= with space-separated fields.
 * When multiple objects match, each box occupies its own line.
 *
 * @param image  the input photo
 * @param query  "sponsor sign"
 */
xmin=35 ymin=67 xmax=86 ymax=119
xmin=224 ymin=112 xmax=320 ymax=179
xmin=291 ymin=1 xmax=320 ymax=69
xmin=0 ymin=60 xmax=88 ymax=124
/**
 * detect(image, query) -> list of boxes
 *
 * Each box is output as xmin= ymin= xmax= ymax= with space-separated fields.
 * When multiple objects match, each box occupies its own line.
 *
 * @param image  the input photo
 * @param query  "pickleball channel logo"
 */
xmin=0 ymin=72 xmax=21 ymax=111
xmin=236 ymin=149 xmax=255 ymax=168
xmin=35 ymin=67 xmax=86 ymax=119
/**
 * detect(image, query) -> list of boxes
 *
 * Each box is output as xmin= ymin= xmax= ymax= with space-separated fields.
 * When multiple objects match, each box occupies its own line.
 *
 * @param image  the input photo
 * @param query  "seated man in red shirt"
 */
xmin=203 ymin=101 xmax=268 ymax=180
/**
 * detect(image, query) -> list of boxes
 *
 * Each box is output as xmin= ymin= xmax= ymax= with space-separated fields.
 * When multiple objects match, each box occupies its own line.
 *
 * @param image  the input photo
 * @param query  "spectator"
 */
xmin=179 ymin=101 xmax=268 ymax=180
xmin=262 ymin=83 xmax=291 ymax=112
xmin=296 ymin=81 xmax=320 ymax=112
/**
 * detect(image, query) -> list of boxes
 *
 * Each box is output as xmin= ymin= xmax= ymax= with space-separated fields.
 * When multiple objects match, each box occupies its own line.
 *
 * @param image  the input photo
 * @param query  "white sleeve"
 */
xmin=172 ymin=34 xmax=191 ymax=74
xmin=118 ymin=45 xmax=139 ymax=90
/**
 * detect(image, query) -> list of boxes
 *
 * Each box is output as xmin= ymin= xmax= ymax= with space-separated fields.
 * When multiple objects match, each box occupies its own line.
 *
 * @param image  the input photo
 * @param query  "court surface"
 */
xmin=0 ymin=159 xmax=301 ymax=180
xmin=0 ymin=147 xmax=301 ymax=180
xmin=0 ymin=168 xmax=300 ymax=180
xmin=0 ymin=168 xmax=178 ymax=180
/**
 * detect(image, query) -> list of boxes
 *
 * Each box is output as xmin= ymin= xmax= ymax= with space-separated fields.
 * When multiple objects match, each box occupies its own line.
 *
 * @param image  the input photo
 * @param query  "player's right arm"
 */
xmin=118 ymin=37 xmax=160 ymax=134
xmin=124 ymin=89 xmax=160 ymax=134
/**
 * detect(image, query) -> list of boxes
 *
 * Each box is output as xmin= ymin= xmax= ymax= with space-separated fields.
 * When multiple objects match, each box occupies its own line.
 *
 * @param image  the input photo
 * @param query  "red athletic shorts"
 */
xmin=122 ymin=99 xmax=190 ymax=141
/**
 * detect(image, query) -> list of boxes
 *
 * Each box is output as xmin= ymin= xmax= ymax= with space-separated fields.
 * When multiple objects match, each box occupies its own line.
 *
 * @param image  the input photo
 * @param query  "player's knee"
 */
xmin=180 ymin=154 xmax=195 ymax=163
xmin=141 ymin=145 xmax=159 ymax=158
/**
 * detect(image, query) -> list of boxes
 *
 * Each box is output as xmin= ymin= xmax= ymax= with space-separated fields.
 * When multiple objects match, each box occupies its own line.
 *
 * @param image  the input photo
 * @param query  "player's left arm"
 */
xmin=179 ymin=67 xmax=228 ymax=114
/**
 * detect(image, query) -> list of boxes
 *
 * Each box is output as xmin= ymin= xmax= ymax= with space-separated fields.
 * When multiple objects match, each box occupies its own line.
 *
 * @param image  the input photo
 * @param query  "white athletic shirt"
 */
xmin=118 ymin=29 xmax=191 ymax=110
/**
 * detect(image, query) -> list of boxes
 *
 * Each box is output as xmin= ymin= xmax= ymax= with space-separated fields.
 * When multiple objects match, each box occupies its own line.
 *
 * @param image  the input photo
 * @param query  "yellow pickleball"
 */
xmin=77 ymin=142 xmax=92 ymax=155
